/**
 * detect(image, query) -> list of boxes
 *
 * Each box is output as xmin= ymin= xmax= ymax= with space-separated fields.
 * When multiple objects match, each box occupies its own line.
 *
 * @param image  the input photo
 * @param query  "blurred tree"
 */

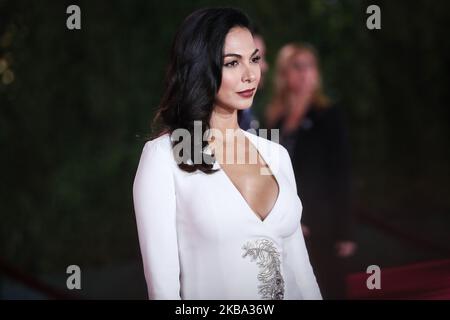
xmin=0 ymin=0 xmax=448 ymax=275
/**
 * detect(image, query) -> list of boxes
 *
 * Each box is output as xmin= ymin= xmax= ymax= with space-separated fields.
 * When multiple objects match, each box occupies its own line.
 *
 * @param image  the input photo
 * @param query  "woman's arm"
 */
xmin=283 ymin=223 xmax=322 ymax=299
xmin=326 ymin=105 xmax=355 ymax=243
xmin=133 ymin=140 xmax=181 ymax=299
xmin=281 ymin=146 xmax=322 ymax=299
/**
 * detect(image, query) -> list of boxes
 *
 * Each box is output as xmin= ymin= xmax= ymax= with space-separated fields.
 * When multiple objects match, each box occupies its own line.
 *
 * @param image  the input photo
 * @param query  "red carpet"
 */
xmin=347 ymin=259 xmax=450 ymax=299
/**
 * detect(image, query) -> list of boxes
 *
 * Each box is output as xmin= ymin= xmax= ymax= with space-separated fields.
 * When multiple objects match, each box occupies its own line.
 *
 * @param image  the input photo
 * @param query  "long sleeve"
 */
xmin=284 ymin=224 xmax=322 ymax=299
xmin=281 ymin=146 xmax=322 ymax=299
xmin=132 ymin=140 xmax=181 ymax=299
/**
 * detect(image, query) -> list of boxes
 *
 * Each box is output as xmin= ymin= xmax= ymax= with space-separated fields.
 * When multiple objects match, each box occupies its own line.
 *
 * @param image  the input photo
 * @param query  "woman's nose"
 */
xmin=242 ymin=66 xmax=256 ymax=83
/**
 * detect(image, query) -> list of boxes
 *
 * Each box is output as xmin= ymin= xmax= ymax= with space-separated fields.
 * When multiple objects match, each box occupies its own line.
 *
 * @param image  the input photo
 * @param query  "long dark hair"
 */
xmin=151 ymin=7 xmax=253 ymax=173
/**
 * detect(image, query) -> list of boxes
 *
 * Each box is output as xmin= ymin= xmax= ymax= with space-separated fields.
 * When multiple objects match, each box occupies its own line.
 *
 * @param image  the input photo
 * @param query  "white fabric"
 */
xmin=133 ymin=129 xmax=322 ymax=300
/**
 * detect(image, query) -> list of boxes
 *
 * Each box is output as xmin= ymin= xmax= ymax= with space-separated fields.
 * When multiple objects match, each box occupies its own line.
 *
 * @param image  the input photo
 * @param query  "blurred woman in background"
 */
xmin=265 ymin=43 xmax=357 ymax=299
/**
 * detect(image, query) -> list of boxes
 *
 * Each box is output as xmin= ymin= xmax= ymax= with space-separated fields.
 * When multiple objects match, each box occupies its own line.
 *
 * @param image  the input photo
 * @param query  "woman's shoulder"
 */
xmin=318 ymin=101 xmax=345 ymax=119
xmin=143 ymin=132 xmax=172 ymax=151
xmin=243 ymin=129 xmax=288 ymax=153
xmin=139 ymin=132 xmax=175 ymax=167
xmin=242 ymin=129 xmax=290 ymax=169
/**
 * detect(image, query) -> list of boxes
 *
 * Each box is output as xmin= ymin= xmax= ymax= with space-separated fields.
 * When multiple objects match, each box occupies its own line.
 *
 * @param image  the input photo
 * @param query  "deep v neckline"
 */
xmin=215 ymin=129 xmax=281 ymax=224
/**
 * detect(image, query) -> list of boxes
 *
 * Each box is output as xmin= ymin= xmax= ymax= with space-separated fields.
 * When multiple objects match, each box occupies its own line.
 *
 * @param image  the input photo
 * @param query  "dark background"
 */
xmin=1 ymin=0 xmax=449 ymax=298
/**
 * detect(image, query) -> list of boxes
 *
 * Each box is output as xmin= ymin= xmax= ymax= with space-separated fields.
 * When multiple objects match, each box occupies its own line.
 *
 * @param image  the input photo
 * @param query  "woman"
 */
xmin=133 ymin=8 xmax=321 ymax=300
xmin=265 ymin=43 xmax=356 ymax=299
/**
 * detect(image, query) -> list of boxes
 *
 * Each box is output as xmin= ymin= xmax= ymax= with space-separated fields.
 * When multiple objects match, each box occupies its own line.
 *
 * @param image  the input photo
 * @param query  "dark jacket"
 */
xmin=275 ymin=103 xmax=354 ymax=243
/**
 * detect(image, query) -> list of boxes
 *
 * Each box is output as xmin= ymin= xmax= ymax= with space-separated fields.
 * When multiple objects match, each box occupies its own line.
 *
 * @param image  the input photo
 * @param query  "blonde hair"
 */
xmin=265 ymin=43 xmax=330 ymax=128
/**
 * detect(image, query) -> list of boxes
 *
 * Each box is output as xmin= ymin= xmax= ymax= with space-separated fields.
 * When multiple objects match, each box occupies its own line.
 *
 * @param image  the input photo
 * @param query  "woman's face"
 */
xmin=285 ymin=51 xmax=319 ymax=95
xmin=215 ymin=27 xmax=261 ymax=112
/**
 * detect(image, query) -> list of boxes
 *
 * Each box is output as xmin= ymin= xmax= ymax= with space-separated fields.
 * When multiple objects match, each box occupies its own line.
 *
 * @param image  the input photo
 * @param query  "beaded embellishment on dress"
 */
xmin=242 ymin=238 xmax=285 ymax=300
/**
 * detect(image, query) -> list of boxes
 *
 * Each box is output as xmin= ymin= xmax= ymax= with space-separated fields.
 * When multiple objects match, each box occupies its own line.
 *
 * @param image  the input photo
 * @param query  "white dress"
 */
xmin=133 ymin=128 xmax=322 ymax=300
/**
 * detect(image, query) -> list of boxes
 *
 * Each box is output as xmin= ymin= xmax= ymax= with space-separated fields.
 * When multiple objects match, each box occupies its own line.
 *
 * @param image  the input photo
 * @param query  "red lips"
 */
xmin=236 ymin=88 xmax=255 ymax=98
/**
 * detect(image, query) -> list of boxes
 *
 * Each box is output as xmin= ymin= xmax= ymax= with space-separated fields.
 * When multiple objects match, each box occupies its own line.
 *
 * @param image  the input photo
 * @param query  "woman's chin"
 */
xmin=216 ymin=100 xmax=254 ymax=112
xmin=235 ymin=100 xmax=254 ymax=110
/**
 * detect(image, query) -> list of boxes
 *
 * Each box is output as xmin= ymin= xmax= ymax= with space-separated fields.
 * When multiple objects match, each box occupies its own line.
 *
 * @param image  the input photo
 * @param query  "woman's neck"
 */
xmin=209 ymin=105 xmax=241 ymax=143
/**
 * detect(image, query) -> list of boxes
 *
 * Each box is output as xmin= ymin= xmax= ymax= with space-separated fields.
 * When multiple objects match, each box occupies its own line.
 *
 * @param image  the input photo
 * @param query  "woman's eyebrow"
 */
xmin=223 ymin=48 xmax=259 ymax=58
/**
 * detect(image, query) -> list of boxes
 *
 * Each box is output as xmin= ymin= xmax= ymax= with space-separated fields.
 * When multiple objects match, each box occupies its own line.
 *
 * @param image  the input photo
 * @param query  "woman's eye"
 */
xmin=224 ymin=61 xmax=238 ymax=67
xmin=252 ymin=55 xmax=261 ymax=63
